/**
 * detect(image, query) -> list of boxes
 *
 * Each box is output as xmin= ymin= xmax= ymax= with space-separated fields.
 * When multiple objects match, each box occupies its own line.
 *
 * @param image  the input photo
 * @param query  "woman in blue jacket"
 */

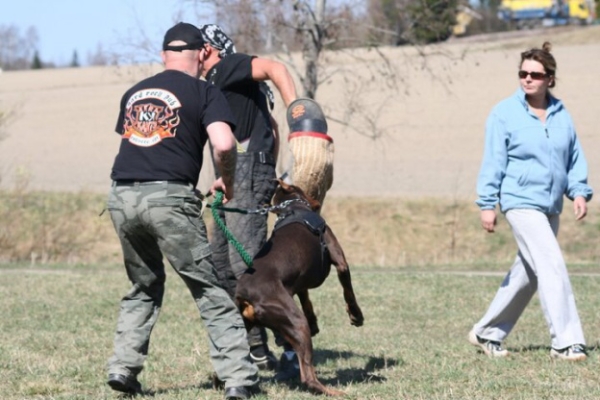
xmin=468 ymin=42 xmax=593 ymax=361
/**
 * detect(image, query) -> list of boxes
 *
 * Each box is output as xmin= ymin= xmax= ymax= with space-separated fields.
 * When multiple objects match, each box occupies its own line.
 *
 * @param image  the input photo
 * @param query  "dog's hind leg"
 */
xmin=297 ymin=290 xmax=319 ymax=337
xmin=324 ymin=226 xmax=365 ymax=327
xmin=258 ymin=291 xmax=344 ymax=396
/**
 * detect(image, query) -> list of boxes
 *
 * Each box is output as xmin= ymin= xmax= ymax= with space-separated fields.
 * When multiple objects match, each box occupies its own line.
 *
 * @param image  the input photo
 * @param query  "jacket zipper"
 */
xmin=543 ymin=122 xmax=554 ymax=212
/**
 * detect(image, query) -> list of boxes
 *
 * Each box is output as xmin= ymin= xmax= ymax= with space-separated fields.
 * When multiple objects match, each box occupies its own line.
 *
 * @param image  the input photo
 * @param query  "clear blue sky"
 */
xmin=1 ymin=0 xmax=212 ymax=66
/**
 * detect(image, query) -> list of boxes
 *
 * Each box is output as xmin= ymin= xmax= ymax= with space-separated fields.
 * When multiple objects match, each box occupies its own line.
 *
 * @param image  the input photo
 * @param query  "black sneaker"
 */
xmin=224 ymin=385 xmax=251 ymax=399
xmin=550 ymin=344 xmax=587 ymax=361
xmin=468 ymin=330 xmax=508 ymax=358
xmin=107 ymin=373 xmax=142 ymax=395
xmin=249 ymin=350 xmax=278 ymax=371
xmin=274 ymin=351 xmax=300 ymax=381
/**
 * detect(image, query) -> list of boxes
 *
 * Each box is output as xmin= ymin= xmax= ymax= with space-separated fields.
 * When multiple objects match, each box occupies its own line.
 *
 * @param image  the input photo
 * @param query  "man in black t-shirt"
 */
xmin=199 ymin=24 xmax=298 ymax=371
xmin=106 ymin=22 xmax=257 ymax=400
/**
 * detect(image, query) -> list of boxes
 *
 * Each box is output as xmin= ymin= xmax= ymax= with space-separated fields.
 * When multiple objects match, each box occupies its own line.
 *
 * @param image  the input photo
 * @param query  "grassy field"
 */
xmin=2 ymin=263 xmax=600 ymax=400
xmin=2 ymin=191 xmax=600 ymax=399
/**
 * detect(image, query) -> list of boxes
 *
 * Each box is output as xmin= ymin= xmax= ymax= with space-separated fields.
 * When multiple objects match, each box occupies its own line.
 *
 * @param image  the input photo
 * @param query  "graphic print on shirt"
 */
xmin=122 ymin=89 xmax=182 ymax=147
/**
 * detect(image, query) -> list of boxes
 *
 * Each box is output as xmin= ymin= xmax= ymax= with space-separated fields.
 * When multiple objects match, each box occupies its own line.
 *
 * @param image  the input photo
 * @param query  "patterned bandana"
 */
xmin=199 ymin=24 xmax=275 ymax=110
xmin=199 ymin=24 xmax=236 ymax=58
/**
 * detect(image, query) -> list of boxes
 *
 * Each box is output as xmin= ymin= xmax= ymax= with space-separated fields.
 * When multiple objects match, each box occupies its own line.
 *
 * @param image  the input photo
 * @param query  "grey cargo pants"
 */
xmin=211 ymin=153 xmax=277 ymax=349
xmin=106 ymin=180 xmax=258 ymax=389
xmin=472 ymin=209 xmax=585 ymax=349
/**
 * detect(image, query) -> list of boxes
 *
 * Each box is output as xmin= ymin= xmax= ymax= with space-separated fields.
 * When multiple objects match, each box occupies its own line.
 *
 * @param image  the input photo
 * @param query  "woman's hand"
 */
xmin=480 ymin=209 xmax=497 ymax=233
xmin=574 ymin=196 xmax=588 ymax=221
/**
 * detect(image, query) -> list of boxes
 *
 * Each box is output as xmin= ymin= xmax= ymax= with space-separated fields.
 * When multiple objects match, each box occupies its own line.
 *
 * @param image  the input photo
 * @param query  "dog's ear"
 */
xmin=291 ymin=185 xmax=321 ymax=211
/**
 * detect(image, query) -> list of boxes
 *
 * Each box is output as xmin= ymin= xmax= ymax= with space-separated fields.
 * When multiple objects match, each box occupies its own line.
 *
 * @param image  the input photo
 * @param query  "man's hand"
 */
xmin=209 ymin=177 xmax=233 ymax=204
xmin=480 ymin=209 xmax=497 ymax=233
xmin=574 ymin=196 xmax=588 ymax=221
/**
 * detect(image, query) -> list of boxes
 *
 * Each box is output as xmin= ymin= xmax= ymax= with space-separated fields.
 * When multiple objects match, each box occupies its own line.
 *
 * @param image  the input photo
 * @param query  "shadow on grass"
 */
xmin=469 ymin=344 xmax=552 ymax=357
xmin=130 ymin=372 xmax=225 ymax=397
xmin=270 ymin=348 xmax=403 ymax=391
xmin=136 ymin=381 xmax=233 ymax=398
xmin=508 ymin=343 xmax=599 ymax=353
xmin=134 ymin=349 xmax=402 ymax=397
xmin=505 ymin=344 xmax=551 ymax=354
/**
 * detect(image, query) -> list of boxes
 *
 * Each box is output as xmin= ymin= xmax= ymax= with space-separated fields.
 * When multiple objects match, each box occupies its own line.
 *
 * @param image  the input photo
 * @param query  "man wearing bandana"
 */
xmin=199 ymin=24 xmax=298 ymax=372
xmin=106 ymin=22 xmax=259 ymax=400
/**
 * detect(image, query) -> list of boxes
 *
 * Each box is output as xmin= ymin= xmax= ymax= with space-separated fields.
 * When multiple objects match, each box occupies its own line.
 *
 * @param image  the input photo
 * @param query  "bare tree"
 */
xmin=366 ymin=0 xmax=458 ymax=45
xmin=0 ymin=25 xmax=39 ymax=71
xmin=209 ymin=0 xmax=269 ymax=52
xmin=87 ymin=43 xmax=118 ymax=66
xmin=106 ymin=2 xmax=209 ymax=66
xmin=467 ymin=0 xmax=510 ymax=34
xmin=292 ymin=0 xmax=325 ymax=98
xmin=172 ymin=0 xmax=462 ymax=140
xmin=182 ymin=0 xmax=298 ymax=54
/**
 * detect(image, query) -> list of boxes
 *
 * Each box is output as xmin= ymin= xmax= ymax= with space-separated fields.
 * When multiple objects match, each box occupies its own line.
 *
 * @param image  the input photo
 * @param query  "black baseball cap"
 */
xmin=163 ymin=22 xmax=205 ymax=51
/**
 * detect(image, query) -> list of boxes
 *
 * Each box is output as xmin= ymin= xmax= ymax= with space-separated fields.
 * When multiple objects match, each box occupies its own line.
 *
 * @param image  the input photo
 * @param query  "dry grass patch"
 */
xmin=2 ymin=190 xmax=600 ymax=270
xmin=320 ymin=197 xmax=600 ymax=269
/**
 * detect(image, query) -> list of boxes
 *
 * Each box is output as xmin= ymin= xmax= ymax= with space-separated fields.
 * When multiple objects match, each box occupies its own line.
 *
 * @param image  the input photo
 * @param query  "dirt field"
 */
xmin=1 ymin=26 xmax=599 ymax=199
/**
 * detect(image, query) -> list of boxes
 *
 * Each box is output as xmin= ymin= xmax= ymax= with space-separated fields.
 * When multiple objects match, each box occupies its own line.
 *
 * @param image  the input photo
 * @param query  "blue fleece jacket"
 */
xmin=476 ymin=88 xmax=592 ymax=214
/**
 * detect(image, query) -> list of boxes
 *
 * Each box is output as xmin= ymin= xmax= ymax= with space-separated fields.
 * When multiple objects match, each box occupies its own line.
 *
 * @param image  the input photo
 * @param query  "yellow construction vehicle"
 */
xmin=498 ymin=0 xmax=595 ymax=29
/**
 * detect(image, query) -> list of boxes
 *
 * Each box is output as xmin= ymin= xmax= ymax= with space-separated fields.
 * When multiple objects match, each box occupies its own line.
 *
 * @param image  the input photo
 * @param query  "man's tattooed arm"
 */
xmin=217 ymin=147 xmax=237 ymax=190
xmin=206 ymin=121 xmax=238 ymax=200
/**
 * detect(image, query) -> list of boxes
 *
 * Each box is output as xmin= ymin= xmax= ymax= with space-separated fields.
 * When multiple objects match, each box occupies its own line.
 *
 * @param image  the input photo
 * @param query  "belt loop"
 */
xmin=259 ymin=152 xmax=266 ymax=164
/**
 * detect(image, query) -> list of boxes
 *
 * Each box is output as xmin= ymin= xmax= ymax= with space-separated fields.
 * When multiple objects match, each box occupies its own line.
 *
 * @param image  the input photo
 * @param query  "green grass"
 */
xmin=2 ymin=263 xmax=600 ymax=399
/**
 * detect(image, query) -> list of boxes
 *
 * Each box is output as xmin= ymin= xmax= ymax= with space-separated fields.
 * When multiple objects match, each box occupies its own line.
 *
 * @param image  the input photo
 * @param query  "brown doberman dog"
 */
xmin=235 ymin=179 xmax=364 ymax=396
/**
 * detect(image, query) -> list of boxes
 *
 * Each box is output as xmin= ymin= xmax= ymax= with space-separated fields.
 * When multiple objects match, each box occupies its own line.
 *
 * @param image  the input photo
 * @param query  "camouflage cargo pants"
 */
xmin=106 ymin=180 xmax=258 ymax=388
xmin=211 ymin=153 xmax=277 ymax=348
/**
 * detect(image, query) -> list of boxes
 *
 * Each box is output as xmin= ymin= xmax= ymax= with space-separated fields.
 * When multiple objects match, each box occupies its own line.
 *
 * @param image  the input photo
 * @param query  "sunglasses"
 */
xmin=518 ymin=70 xmax=547 ymax=80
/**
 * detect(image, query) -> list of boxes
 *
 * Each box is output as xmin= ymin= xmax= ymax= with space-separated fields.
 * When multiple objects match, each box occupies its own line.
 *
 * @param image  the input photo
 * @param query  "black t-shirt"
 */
xmin=110 ymin=69 xmax=235 ymax=187
xmin=205 ymin=53 xmax=274 ymax=153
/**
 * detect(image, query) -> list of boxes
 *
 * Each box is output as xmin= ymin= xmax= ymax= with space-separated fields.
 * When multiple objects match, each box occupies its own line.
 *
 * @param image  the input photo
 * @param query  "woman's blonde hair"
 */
xmin=520 ymin=41 xmax=557 ymax=88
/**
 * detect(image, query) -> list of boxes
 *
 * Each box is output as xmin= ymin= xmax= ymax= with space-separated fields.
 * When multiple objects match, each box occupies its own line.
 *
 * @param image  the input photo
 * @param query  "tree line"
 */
xmin=1 ymin=0 xmax=550 ymax=72
xmin=0 ymin=24 xmax=112 ymax=71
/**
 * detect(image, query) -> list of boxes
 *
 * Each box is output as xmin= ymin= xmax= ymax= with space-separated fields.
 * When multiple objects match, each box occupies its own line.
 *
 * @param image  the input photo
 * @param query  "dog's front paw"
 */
xmin=347 ymin=304 xmax=364 ymax=327
xmin=309 ymin=321 xmax=320 ymax=337
xmin=305 ymin=315 xmax=320 ymax=336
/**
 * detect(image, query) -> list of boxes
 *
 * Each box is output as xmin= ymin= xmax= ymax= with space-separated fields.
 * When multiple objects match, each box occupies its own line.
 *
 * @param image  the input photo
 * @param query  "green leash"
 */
xmin=211 ymin=191 xmax=254 ymax=268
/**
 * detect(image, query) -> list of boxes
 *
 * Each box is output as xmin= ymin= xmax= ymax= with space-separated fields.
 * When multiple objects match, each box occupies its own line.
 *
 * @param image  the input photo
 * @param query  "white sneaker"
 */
xmin=468 ymin=330 xmax=509 ymax=358
xmin=550 ymin=344 xmax=587 ymax=361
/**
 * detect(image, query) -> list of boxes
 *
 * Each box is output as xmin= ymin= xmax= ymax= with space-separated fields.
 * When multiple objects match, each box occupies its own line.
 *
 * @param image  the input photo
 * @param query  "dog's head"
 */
xmin=272 ymin=179 xmax=321 ymax=212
